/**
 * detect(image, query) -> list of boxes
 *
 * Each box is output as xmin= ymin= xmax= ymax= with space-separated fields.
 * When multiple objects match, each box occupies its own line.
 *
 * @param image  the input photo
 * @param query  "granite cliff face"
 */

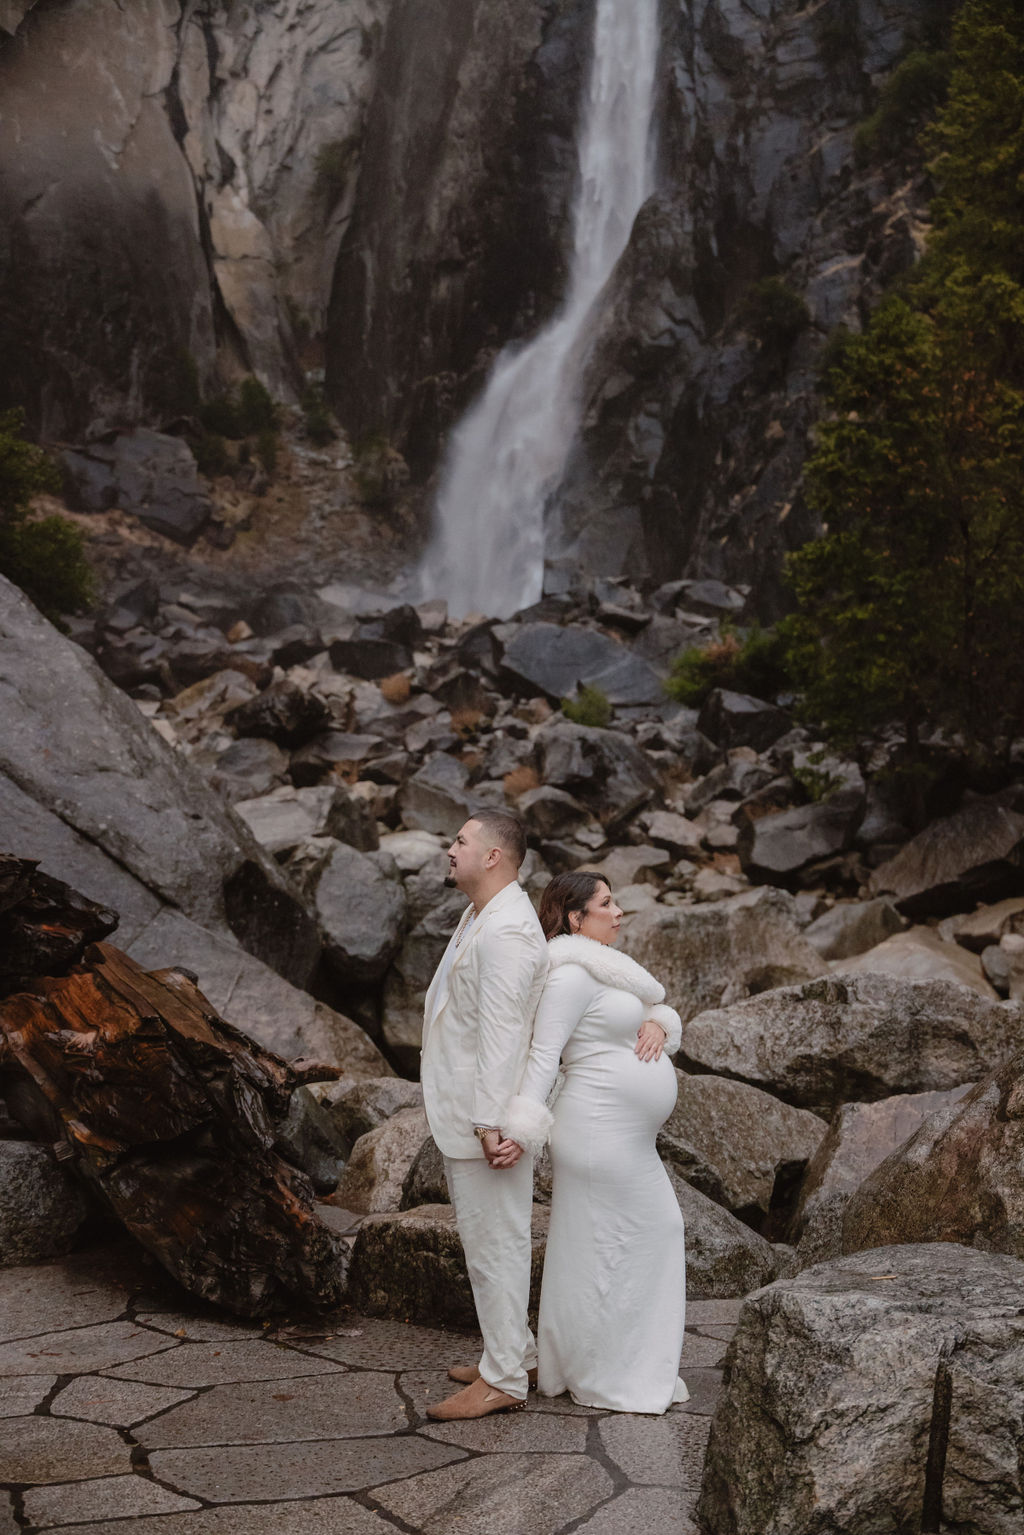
xmin=0 ymin=0 xmax=391 ymax=437
xmin=1 ymin=0 xmax=946 ymax=601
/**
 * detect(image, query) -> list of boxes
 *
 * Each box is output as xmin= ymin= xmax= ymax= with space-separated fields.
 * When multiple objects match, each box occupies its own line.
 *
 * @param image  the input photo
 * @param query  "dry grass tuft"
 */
xmin=378 ymin=672 xmax=412 ymax=705
xmin=503 ymin=764 xmax=540 ymax=802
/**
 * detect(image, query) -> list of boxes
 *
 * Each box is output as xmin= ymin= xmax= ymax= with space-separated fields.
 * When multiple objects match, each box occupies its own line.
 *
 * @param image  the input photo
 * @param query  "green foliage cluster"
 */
xmin=784 ymin=0 xmax=1024 ymax=770
xmin=741 ymin=278 xmax=810 ymax=358
xmin=666 ymin=624 xmax=791 ymax=707
xmin=561 ymin=685 xmax=612 ymax=729
xmin=302 ymin=383 xmax=335 ymax=446
xmin=189 ymin=376 xmax=280 ymax=482
xmin=0 ymin=409 xmax=93 ymax=624
xmin=854 ymin=48 xmax=952 ymax=163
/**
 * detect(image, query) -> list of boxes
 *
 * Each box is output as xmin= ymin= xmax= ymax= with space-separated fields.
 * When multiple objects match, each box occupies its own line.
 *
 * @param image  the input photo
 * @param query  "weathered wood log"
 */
xmin=0 ymin=938 xmax=348 ymax=1317
xmin=0 ymin=855 xmax=118 ymax=998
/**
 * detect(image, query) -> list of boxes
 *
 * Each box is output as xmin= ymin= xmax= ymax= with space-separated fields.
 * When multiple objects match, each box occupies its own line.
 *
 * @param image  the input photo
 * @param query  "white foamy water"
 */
xmin=417 ymin=0 xmax=661 ymax=619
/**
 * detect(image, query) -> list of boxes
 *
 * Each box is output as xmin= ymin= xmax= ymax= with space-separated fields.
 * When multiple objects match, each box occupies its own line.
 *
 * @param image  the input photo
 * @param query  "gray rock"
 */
xmin=578 ymin=844 xmax=671 ymax=889
xmin=307 ymin=840 xmax=406 ymax=985
xmin=125 ymin=906 xmax=389 ymax=1078
xmin=290 ymin=732 xmax=386 ymax=787
xmin=950 ymin=895 xmax=1024 ymax=952
xmin=499 ymin=622 xmax=663 ymax=706
xmin=870 ymin=795 xmax=1024 ymax=919
xmin=697 ymin=690 xmax=791 ymax=753
xmin=684 ymin=754 xmax=775 ymax=815
xmin=515 ymin=785 xmax=593 ymax=841
xmin=316 ymin=1076 xmax=424 ymax=1155
xmin=347 ymin=1203 xmax=550 ymax=1329
xmin=982 ymin=942 xmax=1012 ymax=994
xmin=682 ymin=973 xmax=1020 ymax=1118
xmin=642 ymin=809 xmax=703 ymax=860
xmin=658 ymin=1072 xmax=826 ymax=1230
xmin=381 ymin=887 xmax=467 ymax=1072
xmin=802 ymin=896 xmax=907 ymax=960
xmin=0 ymin=576 xmax=319 ymax=987
xmin=737 ymin=787 xmax=865 ymax=886
xmin=842 ymin=1048 xmax=1024 ymax=1264
xmin=697 ymin=1244 xmax=1024 ymax=1535
xmin=0 ymin=1141 xmax=90 ymax=1265
xmin=273 ymin=1087 xmax=347 ymax=1196
xmin=234 ymin=786 xmax=378 ymax=858
xmin=536 ymin=720 xmax=660 ymax=828
xmin=227 ymin=681 xmax=330 ymax=748
xmin=791 ymin=1086 xmax=974 ymax=1267
xmin=398 ymin=753 xmax=482 ymax=837
xmin=668 ymin=1172 xmax=780 ymax=1300
xmin=328 ymin=636 xmax=412 ymax=680
xmin=400 ymin=1135 xmax=451 ymax=1210
xmin=837 ymin=925 xmax=997 ymax=998
xmin=210 ymin=738 xmax=291 ymax=803
xmin=331 ymin=1108 xmax=431 ymax=1215
xmin=64 ymin=431 xmax=211 ymax=544
xmin=623 ymin=887 xmax=827 ymax=1026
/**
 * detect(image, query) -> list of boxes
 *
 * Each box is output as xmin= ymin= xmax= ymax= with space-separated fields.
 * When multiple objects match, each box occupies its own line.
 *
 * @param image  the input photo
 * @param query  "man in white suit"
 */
xmin=420 ymin=809 xmax=551 ymax=1421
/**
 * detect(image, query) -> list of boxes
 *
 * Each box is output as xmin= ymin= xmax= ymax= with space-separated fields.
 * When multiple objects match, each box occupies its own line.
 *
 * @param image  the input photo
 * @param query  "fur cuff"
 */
xmin=646 ymin=1003 xmax=682 ymax=1057
xmin=502 ymin=1095 xmax=554 ymax=1156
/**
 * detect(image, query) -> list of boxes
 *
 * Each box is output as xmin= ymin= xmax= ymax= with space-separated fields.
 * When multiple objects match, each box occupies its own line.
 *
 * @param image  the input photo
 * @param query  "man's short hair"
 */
xmin=469 ymin=810 xmax=528 ymax=870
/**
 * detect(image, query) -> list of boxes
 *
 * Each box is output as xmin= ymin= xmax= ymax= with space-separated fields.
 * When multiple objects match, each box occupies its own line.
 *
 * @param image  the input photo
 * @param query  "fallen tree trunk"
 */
xmin=1 ymin=859 xmax=348 ymax=1316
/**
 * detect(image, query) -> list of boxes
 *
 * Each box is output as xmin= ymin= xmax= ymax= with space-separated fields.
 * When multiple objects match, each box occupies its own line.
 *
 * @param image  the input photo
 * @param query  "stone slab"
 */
xmin=0 ymin=1320 xmax=177 ymax=1375
xmin=684 ymin=1299 xmax=744 ymax=1326
xmin=370 ymin=1452 xmax=614 ymax=1535
xmin=30 ymin=1501 xmax=388 ymax=1535
xmin=679 ymin=1332 xmax=729 ymax=1369
xmin=149 ymin=1436 xmax=463 ymax=1502
xmin=674 ymin=1368 xmax=724 ymax=1417
xmin=0 ymin=1373 xmax=55 ymax=1417
xmin=133 ymin=1313 xmax=267 ymax=1343
xmin=105 ymin=1340 xmax=345 ymax=1388
xmin=304 ymin=1316 xmax=482 ymax=1372
xmin=601 ymin=1412 xmax=711 ymax=1500
xmin=573 ymin=1488 xmax=700 ymax=1535
xmin=138 ymin=1372 xmax=406 ymax=1447
xmin=51 ymin=1375 xmax=196 ymax=1427
xmin=0 ymin=1415 xmax=131 ymax=1484
xmin=421 ymin=1413 xmax=589 ymax=1453
xmin=23 ymin=1474 xmax=199 ymax=1529
xmin=0 ymin=1259 xmax=128 ymax=1342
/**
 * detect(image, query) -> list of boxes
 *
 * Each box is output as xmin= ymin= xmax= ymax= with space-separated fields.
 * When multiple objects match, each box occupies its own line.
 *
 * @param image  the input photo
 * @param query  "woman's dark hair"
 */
xmin=538 ymin=872 xmax=610 ymax=940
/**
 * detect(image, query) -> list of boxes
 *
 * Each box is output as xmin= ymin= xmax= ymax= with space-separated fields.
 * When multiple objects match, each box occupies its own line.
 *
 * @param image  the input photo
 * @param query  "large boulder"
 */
xmin=842 ymin=1049 xmax=1024 ymax=1263
xmin=659 ymin=1073 xmax=826 ymax=1231
xmin=0 ymin=1140 xmax=90 ymax=1265
xmin=681 ymin=974 xmax=1021 ymax=1118
xmin=347 ymin=1203 xmax=550 ymax=1328
xmin=234 ymin=785 xmax=378 ymax=858
xmin=330 ymin=1108 xmax=431 ymax=1215
xmin=697 ymin=689 xmax=791 ymax=753
xmin=499 ymin=622 xmax=663 ymax=706
xmin=398 ymin=753 xmax=483 ymax=837
xmin=835 ymin=925 xmax=997 ymax=998
xmin=381 ymin=886 xmax=466 ymax=1071
xmin=315 ymin=1076 xmax=424 ymax=1155
xmin=802 ymin=897 xmax=907 ymax=961
xmin=63 ymin=430 xmax=211 ymax=544
xmin=869 ymin=795 xmax=1024 ymax=918
xmin=0 ymin=576 xmax=319 ymax=988
xmin=306 ymin=842 xmax=406 ymax=985
xmin=126 ymin=906 xmax=388 ymax=1077
xmin=790 ymin=1085 xmax=974 ymax=1266
xmin=535 ymin=720 xmax=661 ymax=828
xmin=226 ymin=680 xmax=331 ymax=748
xmin=669 ymin=1172 xmax=782 ymax=1299
xmin=696 ymin=1244 xmax=1024 ymax=1535
xmin=737 ymin=787 xmax=865 ymax=887
xmin=623 ymin=887 xmax=827 ymax=1026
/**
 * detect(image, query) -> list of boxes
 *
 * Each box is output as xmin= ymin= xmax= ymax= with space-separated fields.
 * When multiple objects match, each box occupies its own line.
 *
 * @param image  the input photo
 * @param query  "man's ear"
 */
xmin=484 ymin=846 xmax=501 ymax=868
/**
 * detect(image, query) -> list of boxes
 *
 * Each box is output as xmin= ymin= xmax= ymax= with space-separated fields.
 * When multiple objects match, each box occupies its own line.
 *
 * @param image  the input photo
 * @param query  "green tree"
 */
xmin=784 ymin=0 xmax=1024 ymax=773
xmin=0 ymin=410 xmax=93 ymax=624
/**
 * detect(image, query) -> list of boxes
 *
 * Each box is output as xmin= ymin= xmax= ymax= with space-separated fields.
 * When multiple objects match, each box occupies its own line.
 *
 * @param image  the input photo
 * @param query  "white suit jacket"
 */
xmin=420 ymin=880 xmax=549 ymax=1159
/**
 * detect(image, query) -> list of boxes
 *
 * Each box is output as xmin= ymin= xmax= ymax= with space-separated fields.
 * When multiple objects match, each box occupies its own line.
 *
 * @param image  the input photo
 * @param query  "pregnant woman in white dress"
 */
xmin=503 ymin=871 xmax=688 ymax=1413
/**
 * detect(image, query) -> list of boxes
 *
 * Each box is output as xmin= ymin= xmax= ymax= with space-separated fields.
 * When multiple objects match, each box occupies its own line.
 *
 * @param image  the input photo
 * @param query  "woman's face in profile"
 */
xmin=573 ymin=881 xmax=623 ymax=946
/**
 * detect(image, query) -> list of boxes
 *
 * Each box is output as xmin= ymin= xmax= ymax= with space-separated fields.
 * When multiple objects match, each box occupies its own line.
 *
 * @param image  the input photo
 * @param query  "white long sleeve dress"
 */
xmin=503 ymin=935 xmax=688 ymax=1414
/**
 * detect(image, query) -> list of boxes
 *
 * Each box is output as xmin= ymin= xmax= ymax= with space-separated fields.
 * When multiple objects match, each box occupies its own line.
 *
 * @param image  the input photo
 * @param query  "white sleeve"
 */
xmin=470 ymin=927 xmax=546 ymax=1134
xmin=503 ymin=964 xmax=595 ymax=1153
xmin=645 ymin=1002 xmax=682 ymax=1056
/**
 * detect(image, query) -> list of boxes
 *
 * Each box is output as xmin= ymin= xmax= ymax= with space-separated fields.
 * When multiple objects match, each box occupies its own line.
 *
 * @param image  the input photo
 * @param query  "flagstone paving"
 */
xmin=0 ymin=1242 xmax=735 ymax=1534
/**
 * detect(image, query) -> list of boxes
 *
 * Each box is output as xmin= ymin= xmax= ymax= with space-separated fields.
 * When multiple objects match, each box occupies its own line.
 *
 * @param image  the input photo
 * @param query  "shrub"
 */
xmin=855 ymin=48 xmax=952 ymax=164
xmin=256 ymin=426 xmax=278 ymax=476
xmin=199 ymin=393 xmax=242 ymax=438
xmin=561 ymin=685 xmax=612 ymax=728
xmin=190 ymin=431 xmax=229 ymax=478
xmin=238 ymin=377 xmax=277 ymax=435
xmin=666 ymin=624 xmax=791 ymax=707
xmin=741 ymin=277 xmax=810 ymax=356
xmin=0 ymin=408 xmax=93 ymax=624
xmin=302 ymin=384 xmax=335 ymax=446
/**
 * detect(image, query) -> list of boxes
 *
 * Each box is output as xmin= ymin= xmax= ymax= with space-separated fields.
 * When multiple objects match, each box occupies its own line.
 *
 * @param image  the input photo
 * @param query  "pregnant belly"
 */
xmin=557 ymin=1048 xmax=678 ymax=1139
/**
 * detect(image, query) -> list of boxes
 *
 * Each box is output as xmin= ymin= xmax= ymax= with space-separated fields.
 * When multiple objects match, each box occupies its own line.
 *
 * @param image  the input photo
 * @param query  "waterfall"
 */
xmin=417 ymin=0 xmax=661 ymax=620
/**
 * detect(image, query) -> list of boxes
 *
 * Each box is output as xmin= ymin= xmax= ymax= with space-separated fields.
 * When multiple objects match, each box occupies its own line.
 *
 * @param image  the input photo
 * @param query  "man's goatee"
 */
xmin=443 ymin=874 xmax=456 ymax=887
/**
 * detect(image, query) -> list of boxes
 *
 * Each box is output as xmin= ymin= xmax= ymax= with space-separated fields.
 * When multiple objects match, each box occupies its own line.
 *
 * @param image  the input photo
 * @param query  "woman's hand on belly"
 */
xmin=635 ymin=1017 xmax=667 ymax=1062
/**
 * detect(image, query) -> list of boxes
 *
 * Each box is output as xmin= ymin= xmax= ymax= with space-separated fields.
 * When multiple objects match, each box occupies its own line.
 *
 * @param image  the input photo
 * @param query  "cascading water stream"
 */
xmin=417 ymin=0 xmax=661 ymax=619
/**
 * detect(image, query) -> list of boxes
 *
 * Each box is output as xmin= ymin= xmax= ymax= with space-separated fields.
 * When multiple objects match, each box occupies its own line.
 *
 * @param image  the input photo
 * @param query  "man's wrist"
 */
xmin=474 ymin=1125 xmax=497 ymax=1142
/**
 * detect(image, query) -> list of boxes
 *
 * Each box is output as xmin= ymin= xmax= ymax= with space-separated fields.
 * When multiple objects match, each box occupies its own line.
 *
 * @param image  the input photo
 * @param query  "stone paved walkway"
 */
xmin=0 ymin=1242 xmax=735 ymax=1535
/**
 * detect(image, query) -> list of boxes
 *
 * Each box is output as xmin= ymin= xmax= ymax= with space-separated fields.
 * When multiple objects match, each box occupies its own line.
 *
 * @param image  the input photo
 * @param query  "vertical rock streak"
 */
xmin=418 ymin=0 xmax=660 ymax=618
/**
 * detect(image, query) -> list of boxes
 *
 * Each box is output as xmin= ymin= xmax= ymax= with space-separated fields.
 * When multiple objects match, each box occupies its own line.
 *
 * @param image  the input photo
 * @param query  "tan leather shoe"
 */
xmin=447 ymin=1363 xmax=538 ymax=1388
xmin=425 ymin=1375 xmax=527 ymax=1421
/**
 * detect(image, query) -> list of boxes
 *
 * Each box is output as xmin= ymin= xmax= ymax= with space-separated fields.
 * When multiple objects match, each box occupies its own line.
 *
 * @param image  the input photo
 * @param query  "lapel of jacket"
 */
xmin=423 ymin=881 xmax=524 ymax=1039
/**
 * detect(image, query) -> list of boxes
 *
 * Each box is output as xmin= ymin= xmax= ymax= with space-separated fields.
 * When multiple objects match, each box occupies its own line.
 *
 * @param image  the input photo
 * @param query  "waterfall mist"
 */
xmin=417 ymin=0 xmax=661 ymax=620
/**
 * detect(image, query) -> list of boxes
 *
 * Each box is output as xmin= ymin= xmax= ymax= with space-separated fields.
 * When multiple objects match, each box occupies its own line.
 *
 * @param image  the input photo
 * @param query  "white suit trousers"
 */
xmin=444 ymin=1153 xmax=538 ymax=1398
